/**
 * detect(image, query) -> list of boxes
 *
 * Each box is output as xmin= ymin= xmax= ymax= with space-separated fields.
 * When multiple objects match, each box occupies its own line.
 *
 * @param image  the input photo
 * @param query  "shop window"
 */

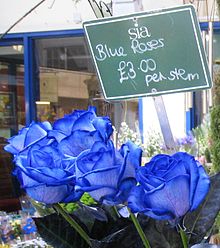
xmin=35 ymin=36 xmax=112 ymax=121
xmin=213 ymin=33 xmax=220 ymax=63
xmin=0 ymin=46 xmax=25 ymax=210
xmin=34 ymin=35 xmax=139 ymax=133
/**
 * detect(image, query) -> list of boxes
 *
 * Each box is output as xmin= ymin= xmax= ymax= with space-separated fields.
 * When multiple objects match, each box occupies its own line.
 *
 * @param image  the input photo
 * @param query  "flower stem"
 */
xmin=178 ymin=225 xmax=188 ymax=248
xmin=53 ymin=204 xmax=92 ymax=247
xmin=128 ymin=208 xmax=151 ymax=248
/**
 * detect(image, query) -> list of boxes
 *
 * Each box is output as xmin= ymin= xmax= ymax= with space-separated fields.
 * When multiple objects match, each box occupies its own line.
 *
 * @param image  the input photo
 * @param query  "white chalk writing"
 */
xmin=95 ymin=44 xmax=127 ymax=61
xmin=92 ymin=21 xmax=200 ymax=93
xmin=118 ymin=61 xmax=136 ymax=84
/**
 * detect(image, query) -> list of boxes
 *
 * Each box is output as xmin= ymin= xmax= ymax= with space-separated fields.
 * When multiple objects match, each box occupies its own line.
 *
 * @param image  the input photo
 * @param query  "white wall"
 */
xmin=142 ymin=0 xmax=219 ymax=22
xmin=0 ymin=0 xmax=96 ymax=34
xmin=0 ymin=0 xmax=218 ymax=35
xmin=142 ymin=93 xmax=186 ymax=142
xmin=143 ymin=0 xmax=182 ymax=11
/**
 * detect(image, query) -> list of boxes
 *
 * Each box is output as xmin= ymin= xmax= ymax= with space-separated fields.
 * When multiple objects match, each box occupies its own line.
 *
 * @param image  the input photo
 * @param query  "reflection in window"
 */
xmin=35 ymin=36 xmax=139 ymax=132
xmin=35 ymin=36 xmax=113 ymax=123
xmin=0 ymin=46 xmax=24 ymax=205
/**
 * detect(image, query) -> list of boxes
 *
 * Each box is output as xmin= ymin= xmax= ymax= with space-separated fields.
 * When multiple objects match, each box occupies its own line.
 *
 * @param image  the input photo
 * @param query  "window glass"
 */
xmin=0 ymin=45 xmax=24 ymax=204
xmin=213 ymin=33 xmax=220 ymax=62
xmin=35 ymin=36 xmax=138 ymax=132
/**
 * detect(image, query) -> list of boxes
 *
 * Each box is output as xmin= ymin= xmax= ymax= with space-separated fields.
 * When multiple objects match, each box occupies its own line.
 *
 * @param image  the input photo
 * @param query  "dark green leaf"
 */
xmin=138 ymin=216 xmax=182 ymax=248
xmin=185 ymin=173 xmax=220 ymax=245
xmin=79 ymin=204 xmax=108 ymax=222
xmin=33 ymin=213 xmax=88 ymax=248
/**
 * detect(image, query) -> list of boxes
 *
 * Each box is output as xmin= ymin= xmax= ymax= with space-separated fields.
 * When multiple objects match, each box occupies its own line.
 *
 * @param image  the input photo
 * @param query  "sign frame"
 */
xmin=83 ymin=4 xmax=212 ymax=100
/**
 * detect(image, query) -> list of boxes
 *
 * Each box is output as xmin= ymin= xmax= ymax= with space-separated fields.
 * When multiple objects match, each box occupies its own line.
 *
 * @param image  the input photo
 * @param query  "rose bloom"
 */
xmin=128 ymin=152 xmax=210 ymax=221
xmin=4 ymin=106 xmax=114 ymax=204
xmin=75 ymin=140 xmax=142 ymax=205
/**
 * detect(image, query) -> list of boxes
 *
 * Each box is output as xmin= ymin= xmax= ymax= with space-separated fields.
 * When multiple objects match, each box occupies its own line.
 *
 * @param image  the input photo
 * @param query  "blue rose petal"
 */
xmin=75 ymin=140 xmax=140 ymax=205
xmin=48 ymin=130 xmax=67 ymax=143
xmin=72 ymin=111 xmax=96 ymax=132
xmin=29 ymin=146 xmax=62 ymax=168
xmin=92 ymin=117 xmax=113 ymax=141
xmin=53 ymin=117 xmax=75 ymax=135
xmin=129 ymin=151 xmax=210 ymax=222
xmin=128 ymin=186 xmax=174 ymax=220
xmin=16 ymin=157 xmax=75 ymax=185
xmin=190 ymin=165 xmax=210 ymax=211
xmin=4 ymin=127 xmax=28 ymax=154
xmin=4 ymin=122 xmax=52 ymax=155
xmin=24 ymin=122 xmax=51 ymax=148
xmin=173 ymin=152 xmax=200 ymax=207
xmin=119 ymin=140 xmax=142 ymax=176
xmin=58 ymin=130 xmax=102 ymax=157
xmin=115 ymin=178 xmax=137 ymax=203
xmin=26 ymin=184 xmax=78 ymax=204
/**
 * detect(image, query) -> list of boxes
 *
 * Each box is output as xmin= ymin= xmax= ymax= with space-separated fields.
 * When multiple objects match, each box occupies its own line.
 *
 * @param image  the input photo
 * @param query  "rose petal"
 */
xmin=163 ymin=160 xmax=187 ymax=180
xmin=128 ymin=186 xmax=174 ymax=220
xmin=190 ymin=165 xmax=210 ymax=211
xmin=53 ymin=116 xmax=76 ymax=136
xmin=24 ymin=122 xmax=49 ymax=147
xmin=173 ymin=152 xmax=200 ymax=206
xmin=89 ymin=187 xmax=117 ymax=203
xmin=116 ymin=178 xmax=136 ymax=203
xmin=137 ymin=166 xmax=165 ymax=190
xmin=15 ymin=157 xmax=74 ymax=185
xmin=80 ymin=166 xmax=119 ymax=188
xmin=48 ymin=130 xmax=67 ymax=143
xmin=92 ymin=117 xmax=113 ymax=141
xmin=146 ymin=175 xmax=190 ymax=219
xmin=147 ymin=154 xmax=173 ymax=174
xmin=58 ymin=130 xmax=101 ymax=157
xmin=26 ymin=184 xmax=75 ymax=204
xmin=72 ymin=111 xmax=96 ymax=132
xmin=119 ymin=141 xmax=142 ymax=180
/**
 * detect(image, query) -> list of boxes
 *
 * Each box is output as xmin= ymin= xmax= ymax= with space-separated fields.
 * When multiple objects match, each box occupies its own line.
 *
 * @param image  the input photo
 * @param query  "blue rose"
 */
xmin=13 ymin=144 xmax=81 ymax=204
xmin=4 ymin=121 xmax=52 ymax=155
xmin=4 ymin=121 xmax=79 ymax=204
xmin=49 ymin=106 xmax=113 ymax=144
xmin=128 ymin=152 xmax=210 ymax=221
xmin=75 ymin=140 xmax=142 ymax=205
xmin=49 ymin=106 xmax=113 ymax=158
xmin=4 ymin=106 xmax=114 ymax=204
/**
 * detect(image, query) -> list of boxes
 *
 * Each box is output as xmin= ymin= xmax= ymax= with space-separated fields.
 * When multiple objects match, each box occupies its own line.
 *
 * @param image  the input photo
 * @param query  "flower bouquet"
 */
xmin=4 ymin=107 xmax=220 ymax=248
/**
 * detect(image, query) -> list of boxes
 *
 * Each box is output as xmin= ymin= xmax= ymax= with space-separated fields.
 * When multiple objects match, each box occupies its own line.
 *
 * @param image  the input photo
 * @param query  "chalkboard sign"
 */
xmin=83 ymin=5 xmax=212 ymax=100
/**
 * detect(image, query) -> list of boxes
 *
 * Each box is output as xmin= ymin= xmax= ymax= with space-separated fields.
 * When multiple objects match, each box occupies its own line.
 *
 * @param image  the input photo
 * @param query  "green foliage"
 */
xmin=62 ymin=193 xmax=97 ymax=214
xmin=80 ymin=192 xmax=97 ymax=205
xmin=192 ymin=114 xmax=211 ymax=159
xmin=214 ymin=212 xmax=220 ymax=233
xmin=61 ymin=202 xmax=79 ymax=213
xmin=217 ymin=0 xmax=220 ymax=14
xmin=11 ymin=222 xmax=22 ymax=238
xmin=213 ymin=65 xmax=220 ymax=105
xmin=210 ymin=106 xmax=220 ymax=172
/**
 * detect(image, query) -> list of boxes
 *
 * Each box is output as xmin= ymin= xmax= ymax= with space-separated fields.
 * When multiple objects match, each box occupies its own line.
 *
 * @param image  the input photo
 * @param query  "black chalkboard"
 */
xmin=83 ymin=5 xmax=212 ymax=100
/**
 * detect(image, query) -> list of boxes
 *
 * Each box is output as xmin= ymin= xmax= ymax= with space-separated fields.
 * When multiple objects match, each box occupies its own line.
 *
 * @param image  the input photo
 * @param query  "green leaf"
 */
xmin=179 ymin=226 xmax=188 ymax=248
